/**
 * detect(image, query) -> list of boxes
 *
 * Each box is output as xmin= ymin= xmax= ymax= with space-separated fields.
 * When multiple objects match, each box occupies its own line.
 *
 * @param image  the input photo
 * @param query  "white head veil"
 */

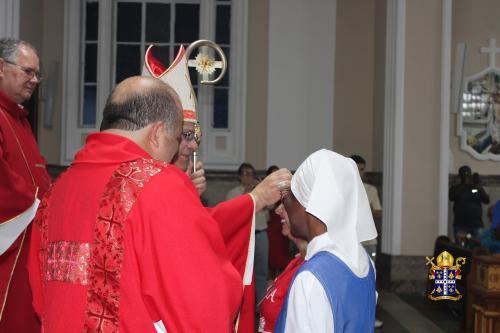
xmin=291 ymin=149 xmax=377 ymax=273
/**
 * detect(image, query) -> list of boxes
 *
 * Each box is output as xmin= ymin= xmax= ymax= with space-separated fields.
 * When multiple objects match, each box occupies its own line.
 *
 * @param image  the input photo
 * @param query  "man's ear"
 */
xmin=0 ymin=58 xmax=5 ymax=77
xmin=148 ymin=121 xmax=166 ymax=148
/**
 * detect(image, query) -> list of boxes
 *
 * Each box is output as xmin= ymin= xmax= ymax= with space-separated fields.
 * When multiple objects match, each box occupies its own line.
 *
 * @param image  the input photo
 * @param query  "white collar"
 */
xmin=305 ymin=233 xmax=370 ymax=277
xmin=305 ymin=233 xmax=332 ymax=261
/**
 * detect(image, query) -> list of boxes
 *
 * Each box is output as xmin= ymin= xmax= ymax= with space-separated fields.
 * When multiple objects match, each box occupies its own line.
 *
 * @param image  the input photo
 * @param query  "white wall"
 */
xmin=0 ymin=0 xmax=19 ymax=38
xmin=266 ymin=0 xmax=336 ymax=170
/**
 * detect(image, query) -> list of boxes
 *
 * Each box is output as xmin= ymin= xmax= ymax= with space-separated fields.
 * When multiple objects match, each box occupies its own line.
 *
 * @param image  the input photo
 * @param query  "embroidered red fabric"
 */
xmin=37 ymin=186 xmax=53 ymax=288
xmin=84 ymin=158 xmax=165 ymax=333
xmin=45 ymin=241 xmax=91 ymax=285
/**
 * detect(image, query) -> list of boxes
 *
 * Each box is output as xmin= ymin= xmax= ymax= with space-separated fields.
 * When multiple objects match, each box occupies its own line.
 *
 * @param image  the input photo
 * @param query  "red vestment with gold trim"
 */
xmin=0 ymin=90 xmax=50 ymax=333
xmin=28 ymin=132 xmax=253 ymax=332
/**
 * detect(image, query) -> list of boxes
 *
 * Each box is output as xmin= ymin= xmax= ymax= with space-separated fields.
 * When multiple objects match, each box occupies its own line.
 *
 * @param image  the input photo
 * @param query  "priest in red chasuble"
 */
xmin=0 ymin=38 xmax=50 ymax=333
xmin=29 ymin=76 xmax=290 ymax=332
xmin=142 ymin=43 xmax=291 ymax=333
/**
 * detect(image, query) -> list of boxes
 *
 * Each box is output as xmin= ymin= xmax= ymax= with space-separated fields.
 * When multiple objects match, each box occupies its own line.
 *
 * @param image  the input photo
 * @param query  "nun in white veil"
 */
xmin=275 ymin=149 xmax=378 ymax=333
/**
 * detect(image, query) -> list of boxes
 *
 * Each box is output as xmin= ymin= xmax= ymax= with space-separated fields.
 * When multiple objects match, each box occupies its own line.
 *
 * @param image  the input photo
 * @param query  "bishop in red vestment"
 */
xmin=142 ymin=43 xmax=291 ymax=333
xmin=0 ymin=39 xmax=50 ymax=333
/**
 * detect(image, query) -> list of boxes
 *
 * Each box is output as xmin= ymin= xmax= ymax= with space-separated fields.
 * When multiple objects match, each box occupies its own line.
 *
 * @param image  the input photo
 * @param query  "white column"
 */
xmin=95 ymin=0 xmax=113 ymax=127
xmin=382 ymin=0 xmax=406 ymax=255
xmin=267 ymin=0 xmax=336 ymax=169
xmin=438 ymin=0 xmax=452 ymax=236
xmin=0 ymin=0 xmax=20 ymax=38
xmin=60 ymin=0 xmax=81 ymax=164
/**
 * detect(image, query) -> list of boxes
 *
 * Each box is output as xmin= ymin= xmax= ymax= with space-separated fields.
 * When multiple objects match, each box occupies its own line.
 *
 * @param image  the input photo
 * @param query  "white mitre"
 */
xmin=142 ymin=45 xmax=197 ymax=123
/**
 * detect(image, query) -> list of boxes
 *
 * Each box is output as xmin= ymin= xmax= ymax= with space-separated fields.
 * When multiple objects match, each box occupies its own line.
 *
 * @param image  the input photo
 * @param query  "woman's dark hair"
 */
xmin=350 ymin=154 xmax=366 ymax=165
xmin=238 ymin=162 xmax=256 ymax=176
xmin=266 ymin=165 xmax=279 ymax=176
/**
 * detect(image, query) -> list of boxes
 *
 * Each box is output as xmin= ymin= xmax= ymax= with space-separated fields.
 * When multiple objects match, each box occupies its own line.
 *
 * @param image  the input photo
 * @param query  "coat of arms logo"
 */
xmin=426 ymin=251 xmax=466 ymax=301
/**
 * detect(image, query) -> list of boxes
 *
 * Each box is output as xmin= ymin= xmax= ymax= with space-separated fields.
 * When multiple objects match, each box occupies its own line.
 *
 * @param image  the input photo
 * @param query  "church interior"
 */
xmin=1 ymin=0 xmax=500 ymax=331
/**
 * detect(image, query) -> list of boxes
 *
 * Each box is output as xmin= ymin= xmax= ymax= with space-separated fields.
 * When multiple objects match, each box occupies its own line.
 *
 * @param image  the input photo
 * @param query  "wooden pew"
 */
xmin=468 ymin=254 xmax=500 ymax=333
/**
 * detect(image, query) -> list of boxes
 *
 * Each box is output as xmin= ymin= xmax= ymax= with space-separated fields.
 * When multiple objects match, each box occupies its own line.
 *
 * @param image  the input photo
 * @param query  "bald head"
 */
xmin=100 ymin=76 xmax=182 ymax=133
xmin=109 ymin=76 xmax=164 ymax=104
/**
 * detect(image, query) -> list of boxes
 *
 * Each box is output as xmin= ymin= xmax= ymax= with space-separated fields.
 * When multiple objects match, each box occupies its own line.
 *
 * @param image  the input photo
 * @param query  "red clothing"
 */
xmin=208 ymin=201 xmax=256 ymax=333
xmin=258 ymin=255 xmax=304 ymax=333
xmin=0 ymin=90 xmax=50 ymax=333
xmin=237 ymin=282 xmax=255 ymax=333
xmin=28 ymin=133 xmax=252 ymax=332
xmin=267 ymin=210 xmax=291 ymax=271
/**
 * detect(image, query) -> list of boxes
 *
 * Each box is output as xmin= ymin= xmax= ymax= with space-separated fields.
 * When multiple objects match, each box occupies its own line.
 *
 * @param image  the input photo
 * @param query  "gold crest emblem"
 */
xmin=426 ymin=251 xmax=466 ymax=301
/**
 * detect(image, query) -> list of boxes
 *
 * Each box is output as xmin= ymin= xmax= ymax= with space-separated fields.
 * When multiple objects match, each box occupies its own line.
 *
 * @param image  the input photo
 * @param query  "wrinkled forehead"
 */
xmin=15 ymin=45 xmax=39 ymax=66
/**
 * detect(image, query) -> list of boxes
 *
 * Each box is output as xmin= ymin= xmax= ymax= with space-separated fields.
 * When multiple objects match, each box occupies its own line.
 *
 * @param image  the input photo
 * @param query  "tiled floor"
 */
xmin=377 ymin=291 xmax=463 ymax=333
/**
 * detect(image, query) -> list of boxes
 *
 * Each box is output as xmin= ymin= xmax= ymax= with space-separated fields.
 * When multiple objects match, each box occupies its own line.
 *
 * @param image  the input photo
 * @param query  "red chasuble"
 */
xmin=28 ymin=133 xmax=251 ymax=332
xmin=208 ymin=198 xmax=256 ymax=333
xmin=0 ymin=90 xmax=50 ymax=333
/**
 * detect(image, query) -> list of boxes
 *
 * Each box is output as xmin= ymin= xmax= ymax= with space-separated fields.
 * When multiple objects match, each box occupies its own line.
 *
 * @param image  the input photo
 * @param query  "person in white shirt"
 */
xmin=275 ymin=149 xmax=378 ymax=333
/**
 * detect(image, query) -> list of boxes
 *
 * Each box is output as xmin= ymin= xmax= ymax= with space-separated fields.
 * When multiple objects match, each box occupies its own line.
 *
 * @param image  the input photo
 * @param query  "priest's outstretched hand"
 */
xmin=251 ymin=168 xmax=292 ymax=212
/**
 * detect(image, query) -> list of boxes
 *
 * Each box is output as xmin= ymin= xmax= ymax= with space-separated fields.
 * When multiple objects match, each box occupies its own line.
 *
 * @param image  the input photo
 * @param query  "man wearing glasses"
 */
xmin=144 ymin=45 xmax=291 ymax=332
xmin=0 ymin=38 xmax=50 ymax=333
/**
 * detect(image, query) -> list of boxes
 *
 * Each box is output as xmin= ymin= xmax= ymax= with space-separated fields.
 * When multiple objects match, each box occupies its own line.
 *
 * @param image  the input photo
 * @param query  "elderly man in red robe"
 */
xmin=0 ymin=38 xmax=50 ymax=333
xmin=142 ymin=44 xmax=289 ymax=333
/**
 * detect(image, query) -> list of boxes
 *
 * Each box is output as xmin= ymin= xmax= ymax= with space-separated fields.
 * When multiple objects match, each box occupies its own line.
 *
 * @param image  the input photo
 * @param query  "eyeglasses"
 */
xmin=4 ymin=59 xmax=43 ymax=82
xmin=181 ymin=131 xmax=201 ymax=144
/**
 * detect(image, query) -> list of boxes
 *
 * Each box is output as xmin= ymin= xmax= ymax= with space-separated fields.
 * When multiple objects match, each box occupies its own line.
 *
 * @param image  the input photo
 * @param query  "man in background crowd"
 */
xmin=449 ymin=165 xmax=490 ymax=240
